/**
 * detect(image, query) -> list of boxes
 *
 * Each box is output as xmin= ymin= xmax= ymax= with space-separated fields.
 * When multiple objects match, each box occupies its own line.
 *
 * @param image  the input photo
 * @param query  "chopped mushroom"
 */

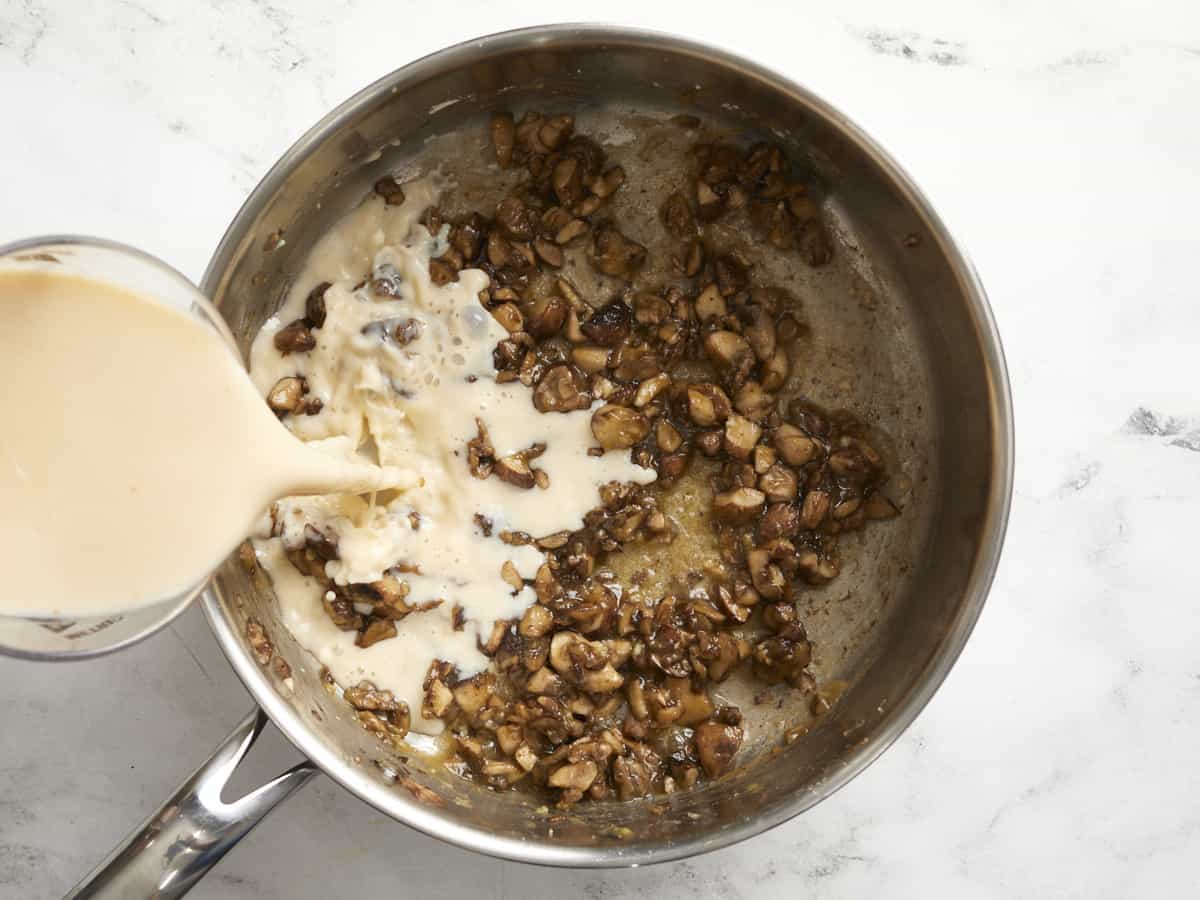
xmin=774 ymin=424 xmax=818 ymax=466
xmin=267 ymin=376 xmax=307 ymax=414
xmin=693 ymin=720 xmax=743 ymax=777
xmin=549 ymin=760 xmax=599 ymax=791
xmin=496 ymin=196 xmax=535 ymax=241
xmin=356 ymin=617 xmax=397 ymax=648
xmin=590 ymin=225 xmax=647 ymax=278
xmin=686 ymin=383 xmax=732 ymax=426
xmin=495 ymin=444 xmax=545 ymax=490
xmin=713 ymin=487 xmax=766 ymax=524
xmin=661 ymin=190 xmax=695 ymax=237
xmin=373 ymin=176 xmax=406 ymax=205
xmin=591 ymin=404 xmax=650 ymax=450
xmin=305 ymin=282 xmax=330 ymax=328
xmin=490 ymin=303 xmax=524 ymax=334
xmin=581 ymin=300 xmax=633 ymax=346
xmin=759 ymin=463 xmax=799 ymax=502
xmin=800 ymin=489 xmax=831 ymax=529
xmin=533 ymin=365 xmax=592 ymax=413
xmin=703 ymin=330 xmax=753 ymax=374
xmin=273 ymin=320 xmax=315 ymax=355
xmin=723 ymin=415 xmax=762 ymax=459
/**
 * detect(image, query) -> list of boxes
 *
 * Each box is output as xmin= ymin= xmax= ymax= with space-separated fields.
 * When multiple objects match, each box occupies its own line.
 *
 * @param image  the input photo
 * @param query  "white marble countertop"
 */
xmin=3 ymin=1 xmax=1199 ymax=897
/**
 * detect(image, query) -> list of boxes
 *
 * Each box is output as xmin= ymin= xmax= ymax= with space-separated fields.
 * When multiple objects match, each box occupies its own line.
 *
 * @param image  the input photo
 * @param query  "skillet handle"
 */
xmin=64 ymin=708 xmax=317 ymax=899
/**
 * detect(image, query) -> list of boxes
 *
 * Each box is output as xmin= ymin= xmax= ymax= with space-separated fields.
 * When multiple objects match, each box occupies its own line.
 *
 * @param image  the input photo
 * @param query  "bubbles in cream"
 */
xmin=250 ymin=176 xmax=655 ymax=733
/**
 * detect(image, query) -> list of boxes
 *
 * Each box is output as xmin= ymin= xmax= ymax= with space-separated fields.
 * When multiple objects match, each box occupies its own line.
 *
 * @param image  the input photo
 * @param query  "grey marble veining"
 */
xmin=3 ymin=0 xmax=1199 ymax=897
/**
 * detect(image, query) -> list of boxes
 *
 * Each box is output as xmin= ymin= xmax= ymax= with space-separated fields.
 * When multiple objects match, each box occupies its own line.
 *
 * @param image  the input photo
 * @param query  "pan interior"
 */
xmin=204 ymin=31 xmax=997 ymax=862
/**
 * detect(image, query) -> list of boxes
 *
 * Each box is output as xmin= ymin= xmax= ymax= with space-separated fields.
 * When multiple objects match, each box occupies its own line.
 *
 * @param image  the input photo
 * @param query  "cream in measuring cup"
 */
xmin=0 ymin=269 xmax=408 ymax=618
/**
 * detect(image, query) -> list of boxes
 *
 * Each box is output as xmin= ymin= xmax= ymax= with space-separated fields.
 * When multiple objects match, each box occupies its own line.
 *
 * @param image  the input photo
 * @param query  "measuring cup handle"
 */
xmin=64 ymin=708 xmax=317 ymax=899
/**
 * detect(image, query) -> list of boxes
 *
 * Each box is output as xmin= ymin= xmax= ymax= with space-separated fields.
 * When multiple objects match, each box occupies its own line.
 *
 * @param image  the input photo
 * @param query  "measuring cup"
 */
xmin=0 ymin=236 xmax=239 ymax=660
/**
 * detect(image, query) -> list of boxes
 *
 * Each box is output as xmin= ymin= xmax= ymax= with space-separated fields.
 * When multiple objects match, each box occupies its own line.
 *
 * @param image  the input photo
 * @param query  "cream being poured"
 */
xmin=0 ymin=269 xmax=406 ymax=619
xmin=249 ymin=176 xmax=655 ymax=733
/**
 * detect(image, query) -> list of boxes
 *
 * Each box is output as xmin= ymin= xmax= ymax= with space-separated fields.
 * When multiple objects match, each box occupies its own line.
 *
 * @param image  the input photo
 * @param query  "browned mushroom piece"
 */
xmin=550 ymin=156 xmax=585 ymax=208
xmin=526 ymin=295 xmax=569 ymax=338
xmin=712 ymin=487 xmax=765 ymax=524
xmin=301 ymin=524 xmax=338 ymax=562
xmin=655 ymin=420 xmax=683 ymax=453
xmin=490 ymin=113 xmax=515 ymax=168
xmin=387 ymin=318 xmax=418 ymax=347
xmin=519 ymin=604 xmax=553 ymax=638
xmin=581 ymin=300 xmax=633 ymax=346
xmin=356 ymin=617 xmax=398 ymax=649
xmin=453 ymin=673 xmax=497 ymax=717
xmin=761 ymin=346 xmax=790 ymax=391
xmin=734 ymin=381 xmax=775 ymax=422
xmin=673 ymin=239 xmax=704 ymax=277
xmin=428 ymin=258 xmax=457 ymax=286
xmin=589 ymin=225 xmax=647 ymax=279
xmin=496 ymin=196 xmax=535 ymax=241
xmin=490 ymin=303 xmax=524 ymax=334
xmin=692 ymin=429 xmax=721 ymax=458
xmin=633 ymin=292 xmax=672 ymax=326
xmin=267 ymin=376 xmax=307 ymax=414
xmin=758 ymin=502 xmax=801 ymax=541
xmin=686 ymin=383 xmax=732 ymax=427
xmin=774 ymin=424 xmax=818 ymax=466
xmin=752 ymin=635 xmax=812 ymax=686
xmin=634 ymin=373 xmax=671 ymax=408
xmin=591 ymin=404 xmax=650 ymax=450
xmin=762 ymin=601 xmax=808 ymax=643
xmin=742 ymin=306 xmax=777 ymax=362
xmin=549 ymin=760 xmax=599 ymax=791
xmin=321 ymin=592 xmax=362 ymax=631
xmin=589 ymin=166 xmax=626 ymax=199
xmin=723 ymin=414 xmax=762 ymax=460
xmin=612 ymin=756 xmax=655 ymax=800
xmin=538 ymin=114 xmax=575 ymax=151
xmin=533 ymin=365 xmax=592 ymax=413
xmin=797 ymin=548 xmax=839 ymax=584
xmin=800 ymin=489 xmax=831 ymax=529
xmin=571 ymin=344 xmax=611 ymax=373
xmin=466 ymin=419 xmax=495 ymax=479
xmin=555 ymin=217 xmax=589 ymax=245
xmin=273 ymin=319 xmax=315 ymax=355
xmin=693 ymin=720 xmax=744 ymax=778
xmin=694 ymin=284 xmax=727 ymax=323
xmin=759 ymin=463 xmax=800 ymax=505
xmin=495 ymin=453 xmax=536 ymax=489
xmin=747 ymin=547 xmax=788 ymax=600
xmin=713 ymin=256 xmax=748 ymax=297
xmin=534 ymin=238 xmax=565 ymax=268
xmin=246 ymin=619 xmax=273 ymax=666
xmin=344 ymin=681 xmax=401 ymax=712
xmin=304 ymin=282 xmax=330 ymax=328
xmin=661 ymin=190 xmax=695 ymax=238
xmin=696 ymin=180 xmax=726 ymax=222
xmin=760 ymin=201 xmax=796 ymax=250
xmin=424 ymin=677 xmax=455 ymax=719
xmin=373 ymin=176 xmax=406 ymax=206
xmin=703 ymin=330 xmax=753 ymax=376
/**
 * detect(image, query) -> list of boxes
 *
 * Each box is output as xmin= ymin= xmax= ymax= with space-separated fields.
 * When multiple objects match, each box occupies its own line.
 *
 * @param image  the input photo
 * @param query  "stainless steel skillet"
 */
xmin=69 ymin=24 xmax=1013 ymax=898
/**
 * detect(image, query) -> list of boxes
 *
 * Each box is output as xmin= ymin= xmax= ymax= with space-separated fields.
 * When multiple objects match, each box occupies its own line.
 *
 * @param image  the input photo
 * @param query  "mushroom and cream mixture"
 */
xmin=248 ymin=112 xmax=899 ymax=804
xmin=249 ymin=175 xmax=653 ymax=727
